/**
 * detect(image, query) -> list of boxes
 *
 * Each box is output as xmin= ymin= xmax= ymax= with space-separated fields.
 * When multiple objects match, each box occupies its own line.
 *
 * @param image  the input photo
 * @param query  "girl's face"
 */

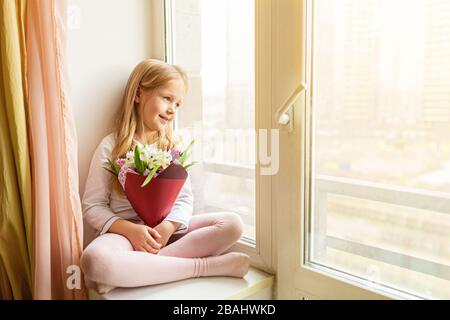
xmin=136 ymin=78 xmax=185 ymax=132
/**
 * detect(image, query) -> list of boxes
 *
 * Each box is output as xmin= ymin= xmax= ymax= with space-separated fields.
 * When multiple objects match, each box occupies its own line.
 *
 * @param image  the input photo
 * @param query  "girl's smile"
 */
xmin=158 ymin=114 xmax=171 ymax=124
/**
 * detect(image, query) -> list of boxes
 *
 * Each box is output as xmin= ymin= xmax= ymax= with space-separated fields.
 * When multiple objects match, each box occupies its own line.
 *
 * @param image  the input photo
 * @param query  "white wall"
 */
xmin=67 ymin=0 xmax=155 ymax=245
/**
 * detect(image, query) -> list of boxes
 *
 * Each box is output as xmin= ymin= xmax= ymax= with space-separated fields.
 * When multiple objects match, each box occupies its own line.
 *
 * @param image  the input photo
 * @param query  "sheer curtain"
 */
xmin=26 ymin=0 xmax=86 ymax=299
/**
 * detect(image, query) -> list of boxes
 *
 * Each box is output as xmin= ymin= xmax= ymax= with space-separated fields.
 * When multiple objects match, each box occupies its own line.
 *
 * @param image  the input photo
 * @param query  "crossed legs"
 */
xmin=80 ymin=212 xmax=250 ymax=292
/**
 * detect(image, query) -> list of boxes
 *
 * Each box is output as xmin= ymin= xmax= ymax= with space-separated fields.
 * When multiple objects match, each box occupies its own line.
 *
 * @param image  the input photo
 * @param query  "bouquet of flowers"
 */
xmin=104 ymin=139 xmax=196 ymax=227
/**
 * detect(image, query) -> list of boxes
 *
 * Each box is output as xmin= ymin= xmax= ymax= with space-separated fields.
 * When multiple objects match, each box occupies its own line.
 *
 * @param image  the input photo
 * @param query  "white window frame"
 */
xmin=149 ymin=0 xmax=276 ymax=275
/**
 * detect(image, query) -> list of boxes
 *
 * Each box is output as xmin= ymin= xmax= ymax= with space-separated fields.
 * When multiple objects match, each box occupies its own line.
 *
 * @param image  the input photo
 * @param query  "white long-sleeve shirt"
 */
xmin=82 ymin=133 xmax=194 ymax=237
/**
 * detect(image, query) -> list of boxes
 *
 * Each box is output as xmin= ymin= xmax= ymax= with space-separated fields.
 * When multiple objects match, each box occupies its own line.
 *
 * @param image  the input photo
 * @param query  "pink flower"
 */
xmin=115 ymin=158 xmax=126 ymax=168
xmin=170 ymin=149 xmax=180 ymax=161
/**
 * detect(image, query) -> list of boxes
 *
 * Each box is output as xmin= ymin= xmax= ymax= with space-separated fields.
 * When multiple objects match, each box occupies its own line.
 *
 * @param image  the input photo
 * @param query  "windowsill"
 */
xmin=88 ymin=267 xmax=274 ymax=300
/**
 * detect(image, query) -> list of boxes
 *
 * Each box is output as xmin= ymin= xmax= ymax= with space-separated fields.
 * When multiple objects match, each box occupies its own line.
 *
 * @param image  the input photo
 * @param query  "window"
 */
xmin=166 ymin=0 xmax=256 ymax=242
xmin=307 ymin=0 xmax=450 ymax=299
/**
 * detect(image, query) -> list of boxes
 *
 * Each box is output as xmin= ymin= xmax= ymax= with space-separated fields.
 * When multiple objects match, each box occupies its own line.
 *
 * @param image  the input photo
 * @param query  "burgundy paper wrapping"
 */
xmin=124 ymin=162 xmax=188 ymax=227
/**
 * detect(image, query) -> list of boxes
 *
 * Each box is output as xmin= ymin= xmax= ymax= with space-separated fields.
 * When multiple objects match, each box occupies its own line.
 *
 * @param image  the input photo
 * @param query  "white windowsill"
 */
xmin=88 ymin=267 xmax=274 ymax=300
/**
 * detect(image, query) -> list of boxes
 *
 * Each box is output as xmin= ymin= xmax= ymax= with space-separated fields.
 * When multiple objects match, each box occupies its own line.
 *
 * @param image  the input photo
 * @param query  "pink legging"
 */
xmin=80 ymin=212 xmax=244 ymax=289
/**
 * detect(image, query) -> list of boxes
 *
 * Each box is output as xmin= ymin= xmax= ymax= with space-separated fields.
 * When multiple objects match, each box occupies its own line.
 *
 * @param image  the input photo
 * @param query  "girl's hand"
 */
xmin=154 ymin=221 xmax=182 ymax=248
xmin=128 ymin=224 xmax=163 ymax=253
xmin=109 ymin=220 xmax=162 ymax=253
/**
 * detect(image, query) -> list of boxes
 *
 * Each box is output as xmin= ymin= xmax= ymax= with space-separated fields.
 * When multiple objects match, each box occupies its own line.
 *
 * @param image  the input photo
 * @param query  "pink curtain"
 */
xmin=26 ymin=0 xmax=87 ymax=299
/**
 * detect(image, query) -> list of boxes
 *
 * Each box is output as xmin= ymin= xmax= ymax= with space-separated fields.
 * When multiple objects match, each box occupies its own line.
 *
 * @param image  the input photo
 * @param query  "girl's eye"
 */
xmin=175 ymin=103 xmax=181 ymax=108
xmin=163 ymin=96 xmax=171 ymax=101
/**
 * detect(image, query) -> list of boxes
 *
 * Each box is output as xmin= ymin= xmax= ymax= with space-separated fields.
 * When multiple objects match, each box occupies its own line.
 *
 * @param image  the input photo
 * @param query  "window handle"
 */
xmin=274 ymin=82 xmax=308 ymax=130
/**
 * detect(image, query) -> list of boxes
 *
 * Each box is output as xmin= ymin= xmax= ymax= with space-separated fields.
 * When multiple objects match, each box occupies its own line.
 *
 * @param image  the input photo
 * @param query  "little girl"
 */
xmin=80 ymin=59 xmax=250 ymax=294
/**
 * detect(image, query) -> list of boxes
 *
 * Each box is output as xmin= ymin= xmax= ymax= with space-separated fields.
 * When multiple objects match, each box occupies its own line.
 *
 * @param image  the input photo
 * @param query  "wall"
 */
xmin=66 ymin=0 xmax=155 ymax=245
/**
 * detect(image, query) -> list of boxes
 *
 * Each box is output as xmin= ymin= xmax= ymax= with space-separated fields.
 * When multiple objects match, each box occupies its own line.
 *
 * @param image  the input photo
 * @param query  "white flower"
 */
xmin=125 ymin=150 xmax=135 ymax=167
xmin=153 ymin=150 xmax=172 ymax=169
xmin=126 ymin=142 xmax=173 ymax=175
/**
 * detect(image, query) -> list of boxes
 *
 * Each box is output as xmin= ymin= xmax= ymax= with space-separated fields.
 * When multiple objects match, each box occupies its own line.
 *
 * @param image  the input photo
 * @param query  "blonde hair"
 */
xmin=110 ymin=59 xmax=188 ymax=193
